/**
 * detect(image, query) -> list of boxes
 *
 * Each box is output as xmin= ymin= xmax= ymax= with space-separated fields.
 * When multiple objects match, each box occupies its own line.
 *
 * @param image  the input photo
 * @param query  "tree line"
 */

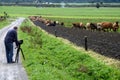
xmin=0 ymin=0 xmax=120 ymax=3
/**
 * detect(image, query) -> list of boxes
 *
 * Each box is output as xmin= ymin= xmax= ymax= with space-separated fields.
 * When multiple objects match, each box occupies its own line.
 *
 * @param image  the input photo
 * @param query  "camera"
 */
xmin=18 ymin=40 xmax=23 ymax=45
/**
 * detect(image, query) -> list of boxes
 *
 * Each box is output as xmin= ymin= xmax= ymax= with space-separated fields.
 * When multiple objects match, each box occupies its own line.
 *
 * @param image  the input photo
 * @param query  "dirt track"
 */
xmin=33 ymin=20 xmax=120 ymax=60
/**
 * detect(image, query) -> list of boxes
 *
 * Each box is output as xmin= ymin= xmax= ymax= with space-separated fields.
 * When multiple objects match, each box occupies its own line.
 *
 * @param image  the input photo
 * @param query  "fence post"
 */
xmin=55 ymin=29 xmax=57 ymax=37
xmin=84 ymin=36 xmax=88 ymax=51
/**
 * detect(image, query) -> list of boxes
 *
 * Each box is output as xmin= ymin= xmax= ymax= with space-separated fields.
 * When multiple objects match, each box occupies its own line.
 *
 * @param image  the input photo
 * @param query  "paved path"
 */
xmin=0 ymin=18 xmax=28 ymax=80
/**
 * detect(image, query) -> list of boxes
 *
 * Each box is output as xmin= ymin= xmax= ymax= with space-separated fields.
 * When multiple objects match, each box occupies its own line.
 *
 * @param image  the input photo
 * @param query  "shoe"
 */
xmin=12 ymin=61 xmax=15 ymax=63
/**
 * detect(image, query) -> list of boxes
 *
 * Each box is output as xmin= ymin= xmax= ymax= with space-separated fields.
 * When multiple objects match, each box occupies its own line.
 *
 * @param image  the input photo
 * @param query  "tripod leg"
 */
xmin=20 ymin=48 xmax=25 ymax=60
xmin=15 ymin=48 xmax=20 ymax=63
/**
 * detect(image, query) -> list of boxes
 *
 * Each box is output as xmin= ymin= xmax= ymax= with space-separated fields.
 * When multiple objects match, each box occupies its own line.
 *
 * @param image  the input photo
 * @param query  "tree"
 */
xmin=96 ymin=2 xmax=100 ymax=8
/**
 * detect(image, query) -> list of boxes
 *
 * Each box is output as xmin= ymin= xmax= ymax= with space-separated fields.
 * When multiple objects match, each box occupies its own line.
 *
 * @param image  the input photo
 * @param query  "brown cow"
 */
xmin=72 ymin=22 xmax=86 ymax=29
xmin=101 ymin=22 xmax=113 ymax=32
xmin=29 ymin=16 xmax=38 ymax=21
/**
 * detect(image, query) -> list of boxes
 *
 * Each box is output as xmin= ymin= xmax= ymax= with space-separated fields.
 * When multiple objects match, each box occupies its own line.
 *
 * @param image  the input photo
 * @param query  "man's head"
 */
xmin=13 ymin=26 xmax=18 ymax=31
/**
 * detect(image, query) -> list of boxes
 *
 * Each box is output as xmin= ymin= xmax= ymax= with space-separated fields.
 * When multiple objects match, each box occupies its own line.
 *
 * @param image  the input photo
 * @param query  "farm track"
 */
xmin=33 ymin=20 xmax=120 ymax=60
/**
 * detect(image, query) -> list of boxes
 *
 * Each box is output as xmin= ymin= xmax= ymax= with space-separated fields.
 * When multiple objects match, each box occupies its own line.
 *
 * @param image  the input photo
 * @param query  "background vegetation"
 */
xmin=0 ymin=20 xmax=10 ymax=29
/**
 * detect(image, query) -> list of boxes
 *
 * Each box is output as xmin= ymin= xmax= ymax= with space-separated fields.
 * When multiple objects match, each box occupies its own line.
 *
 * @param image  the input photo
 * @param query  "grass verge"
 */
xmin=18 ymin=19 xmax=120 ymax=80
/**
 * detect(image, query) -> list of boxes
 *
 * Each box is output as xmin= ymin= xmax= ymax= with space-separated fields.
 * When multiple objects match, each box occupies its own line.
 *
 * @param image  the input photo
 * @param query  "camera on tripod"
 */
xmin=15 ymin=39 xmax=25 ymax=63
xmin=18 ymin=40 xmax=23 ymax=46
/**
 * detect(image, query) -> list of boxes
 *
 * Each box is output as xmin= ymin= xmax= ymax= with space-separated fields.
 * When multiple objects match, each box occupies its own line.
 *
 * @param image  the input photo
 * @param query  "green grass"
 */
xmin=0 ymin=19 xmax=12 ymax=29
xmin=0 ymin=6 xmax=120 ymax=27
xmin=18 ymin=19 xmax=120 ymax=80
xmin=0 ymin=6 xmax=120 ymax=18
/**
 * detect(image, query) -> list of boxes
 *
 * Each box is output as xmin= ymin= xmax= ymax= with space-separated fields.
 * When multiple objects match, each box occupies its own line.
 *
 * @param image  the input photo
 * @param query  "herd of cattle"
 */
xmin=29 ymin=16 xmax=119 ymax=32
xmin=72 ymin=21 xmax=119 ymax=32
xmin=29 ymin=16 xmax=64 ymax=26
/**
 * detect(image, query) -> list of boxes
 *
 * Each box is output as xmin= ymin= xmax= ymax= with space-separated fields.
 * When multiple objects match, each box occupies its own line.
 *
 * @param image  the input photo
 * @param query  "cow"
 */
xmin=101 ymin=22 xmax=113 ymax=32
xmin=72 ymin=22 xmax=86 ymax=29
xmin=86 ymin=22 xmax=97 ymax=31
xmin=112 ymin=21 xmax=119 ymax=32
xmin=46 ymin=21 xmax=56 ymax=26
xmin=97 ymin=23 xmax=102 ymax=31
xmin=29 ymin=16 xmax=38 ymax=21
xmin=60 ymin=22 xmax=64 ymax=26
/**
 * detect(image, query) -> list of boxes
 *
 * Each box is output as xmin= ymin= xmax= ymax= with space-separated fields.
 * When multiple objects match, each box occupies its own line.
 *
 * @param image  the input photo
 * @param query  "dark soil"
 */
xmin=33 ymin=20 xmax=120 ymax=60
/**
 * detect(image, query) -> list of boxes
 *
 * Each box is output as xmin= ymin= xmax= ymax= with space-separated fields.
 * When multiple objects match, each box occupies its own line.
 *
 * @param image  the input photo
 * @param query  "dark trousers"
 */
xmin=4 ymin=42 xmax=13 ymax=63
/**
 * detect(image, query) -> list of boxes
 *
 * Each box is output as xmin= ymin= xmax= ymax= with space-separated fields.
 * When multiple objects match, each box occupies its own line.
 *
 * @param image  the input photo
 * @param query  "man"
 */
xmin=4 ymin=26 xmax=18 ymax=63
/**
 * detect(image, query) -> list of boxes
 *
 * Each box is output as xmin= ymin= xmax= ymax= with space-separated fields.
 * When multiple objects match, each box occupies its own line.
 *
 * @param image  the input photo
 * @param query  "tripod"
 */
xmin=15 ymin=44 xmax=25 ymax=63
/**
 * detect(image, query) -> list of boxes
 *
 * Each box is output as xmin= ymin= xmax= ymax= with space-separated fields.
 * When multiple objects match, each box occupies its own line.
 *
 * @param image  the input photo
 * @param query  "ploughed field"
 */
xmin=33 ymin=20 xmax=120 ymax=60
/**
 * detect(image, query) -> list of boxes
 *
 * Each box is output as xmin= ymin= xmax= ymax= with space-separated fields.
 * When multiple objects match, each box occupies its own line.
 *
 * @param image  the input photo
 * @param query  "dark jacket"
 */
xmin=4 ymin=29 xmax=18 ymax=46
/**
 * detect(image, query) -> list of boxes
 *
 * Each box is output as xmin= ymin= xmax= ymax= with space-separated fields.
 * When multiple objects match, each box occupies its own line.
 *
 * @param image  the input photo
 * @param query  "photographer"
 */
xmin=4 ymin=26 xmax=18 ymax=63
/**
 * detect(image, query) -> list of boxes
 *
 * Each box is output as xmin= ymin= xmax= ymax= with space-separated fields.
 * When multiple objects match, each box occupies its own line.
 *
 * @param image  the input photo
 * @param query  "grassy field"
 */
xmin=0 ymin=6 xmax=120 ymax=18
xmin=0 ymin=6 xmax=120 ymax=80
xmin=0 ymin=6 xmax=120 ymax=27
